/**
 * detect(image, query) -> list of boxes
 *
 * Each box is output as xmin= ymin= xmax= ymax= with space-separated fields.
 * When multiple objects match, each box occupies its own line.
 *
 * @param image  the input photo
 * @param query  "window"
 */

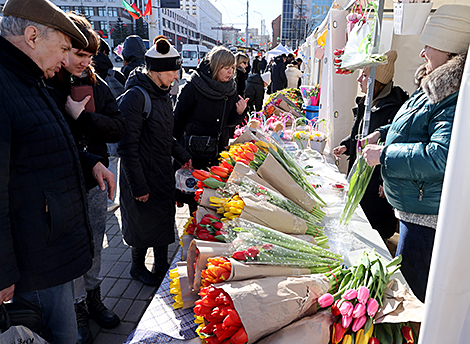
xmin=60 ymin=6 xmax=72 ymax=11
xmin=109 ymin=0 xmax=115 ymax=2
xmin=97 ymin=7 xmax=106 ymax=16
xmin=96 ymin=0 xmax=103 ymax=2
xmin=99 ymin=21 xmax=108 ymax=31
xmin=80 ymin=6 xmax=94 ymax=16
xmin=182 ymin=51 xmax=197 ymax=58
xmin=108 ymin=7 xmax=118 ymax=17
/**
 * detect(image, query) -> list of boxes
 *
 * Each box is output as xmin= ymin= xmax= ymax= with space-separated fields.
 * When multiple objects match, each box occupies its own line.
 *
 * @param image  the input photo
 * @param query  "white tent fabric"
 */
xmin=417 ymin=47 xmax=470 ymax=344
xmin=265 ymin=44 xmax=293 ymax=63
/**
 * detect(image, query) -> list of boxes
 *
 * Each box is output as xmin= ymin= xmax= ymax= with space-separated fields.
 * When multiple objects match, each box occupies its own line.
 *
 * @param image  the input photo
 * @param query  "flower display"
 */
xmin=201 ymin=257 xmax=232 ymax=288
xmin=186 ymin=213 xmax=226 ymax=242
xmin=210 ymin=194 xmax=245 ymax=222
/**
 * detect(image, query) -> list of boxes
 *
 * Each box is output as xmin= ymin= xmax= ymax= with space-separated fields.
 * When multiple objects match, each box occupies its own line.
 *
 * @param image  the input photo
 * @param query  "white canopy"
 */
xmin=265 ymin=44 xmax=293 ymax=63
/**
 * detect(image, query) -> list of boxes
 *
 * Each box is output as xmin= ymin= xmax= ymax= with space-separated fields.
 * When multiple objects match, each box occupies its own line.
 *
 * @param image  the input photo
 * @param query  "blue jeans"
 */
xmin=74 ymin=185 xmax=107 ymax=302
xmin=15 ymin=281 xmax=77 ymax=344
xmin=396 ymin=220 xmax=436 ymax=303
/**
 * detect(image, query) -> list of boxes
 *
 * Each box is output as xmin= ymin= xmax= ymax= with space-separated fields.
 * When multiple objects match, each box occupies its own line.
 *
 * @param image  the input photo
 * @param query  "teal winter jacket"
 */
xmin=376 ymin=54 xmax=466 ymax=215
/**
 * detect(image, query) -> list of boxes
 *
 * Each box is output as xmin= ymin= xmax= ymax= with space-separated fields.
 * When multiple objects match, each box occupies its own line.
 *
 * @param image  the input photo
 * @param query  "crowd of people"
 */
xmin=1 ymin=0 xmax=470 ymax=342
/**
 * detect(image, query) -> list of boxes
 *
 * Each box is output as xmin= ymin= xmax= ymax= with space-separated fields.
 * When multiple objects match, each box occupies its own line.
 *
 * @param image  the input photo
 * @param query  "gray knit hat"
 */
xmin=3 ymin=0 xmax=88 ymax=48
xmin=420 ymin=4 xmax=470 ymax=54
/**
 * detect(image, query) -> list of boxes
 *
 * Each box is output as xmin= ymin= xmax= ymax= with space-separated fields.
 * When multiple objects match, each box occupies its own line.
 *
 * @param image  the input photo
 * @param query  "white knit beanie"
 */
xmin=261 ymin=72 xmax=271 ymax=85
xmin=145 ymin=35 xmax=181 ymax=72
xmin=419 ymin=4 xmax=470 ymax=54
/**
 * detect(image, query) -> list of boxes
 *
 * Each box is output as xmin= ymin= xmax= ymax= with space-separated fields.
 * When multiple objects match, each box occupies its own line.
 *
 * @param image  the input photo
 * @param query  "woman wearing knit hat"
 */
xmin=173 ymin=46 xmax=248 ymax=212
xmin=118 ymin=36 xmax=192 ymax=286
xmin=361 ymin=4 xmax=470 ymax=302
xmin=333 ymin=50 xmax=409 ymax=241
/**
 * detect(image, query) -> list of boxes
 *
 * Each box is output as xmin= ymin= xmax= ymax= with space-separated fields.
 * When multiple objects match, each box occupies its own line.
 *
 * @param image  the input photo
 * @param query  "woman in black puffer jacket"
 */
xmin=118 ymin=36 xmax=191 ymax=287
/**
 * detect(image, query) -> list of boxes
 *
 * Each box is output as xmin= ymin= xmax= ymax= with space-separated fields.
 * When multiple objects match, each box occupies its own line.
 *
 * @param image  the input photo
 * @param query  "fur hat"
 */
xmin=3 ymin=0 xmax=88 ymax=48
xmin=364 ymin=50 xmax=397 ymax=85
xmin=145 ymin=35 xmax=181 ymax=72
xmin=261 ymin=72 xmax=271 ymax=85
xmin=420 ymin=4 xmax=470 ymax=54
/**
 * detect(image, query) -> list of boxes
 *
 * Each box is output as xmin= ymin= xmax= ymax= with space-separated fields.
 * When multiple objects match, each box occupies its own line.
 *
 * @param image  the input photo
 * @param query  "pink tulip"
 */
xmin=352 ymin=303 xmax=367 ymax=318
xmin=352 ymin=315 xmax=367 ymax=332
xmin=342 ymin=314 xmax=353 ymax=328
xmin=318 ymin=293 xmax=334 ymax=308
xmin=342 ymin=289 xmax=358 ymax=301
xmin=339 ymin=301 xmax=354 ymax=317
xmin=367 ymin=298 xmax=379 ymax=317
xmin=357 ymin=286 xmax=370 ymax=304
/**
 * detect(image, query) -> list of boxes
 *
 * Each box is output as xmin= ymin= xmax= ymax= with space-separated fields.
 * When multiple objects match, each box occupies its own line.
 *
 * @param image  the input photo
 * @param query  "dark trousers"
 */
xmin=396 ymin=220 xmax=436 ymax=302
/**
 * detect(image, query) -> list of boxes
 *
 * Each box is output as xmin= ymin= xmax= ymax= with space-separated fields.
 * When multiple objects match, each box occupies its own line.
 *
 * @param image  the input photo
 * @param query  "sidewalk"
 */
xmin=90 ymin=205 xmax=190 ymax=343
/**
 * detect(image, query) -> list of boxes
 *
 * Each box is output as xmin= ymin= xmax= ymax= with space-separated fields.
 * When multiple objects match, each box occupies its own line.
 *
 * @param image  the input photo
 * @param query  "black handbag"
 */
xmin=0 ymin=296 xmax=53 ymax=342
xmin=183 ymin=96 xmax=228 ymax=160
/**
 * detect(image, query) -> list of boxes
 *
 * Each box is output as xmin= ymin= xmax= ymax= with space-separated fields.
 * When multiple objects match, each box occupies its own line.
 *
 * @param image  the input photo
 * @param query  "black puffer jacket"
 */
xmin=121 ymin=35 xmax=146 ymax=79
xmin=118 ymin=68 xmax=191 ymax=247
xmin=0 ymin=36 xmax=93 ymax=293
xmin=174 ymin=60 xmax=246 ymax=169
xmin=245 ymin=73 xmax=265 ymax=112
xmin=47 ymin=70 xmax=126 ymax=168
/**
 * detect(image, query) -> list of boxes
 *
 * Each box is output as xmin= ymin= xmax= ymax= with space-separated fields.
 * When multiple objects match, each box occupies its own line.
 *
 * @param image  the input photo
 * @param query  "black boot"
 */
xmin=75 ymin=301 xmax=93 ymax=344
xmin=130 ymin=247 xmax=161 ymax=286
xmin=152 ymin=245 xmax=170 ymax=281
xmin=86 ymin=286 xmax=120 ymax=329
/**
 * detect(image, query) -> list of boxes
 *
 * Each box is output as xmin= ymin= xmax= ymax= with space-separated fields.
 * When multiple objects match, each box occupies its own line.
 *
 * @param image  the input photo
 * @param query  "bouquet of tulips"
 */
xmin=340 ymin=144 xmax=375 ymax=225
xmin=195 ymin=274 xmax=330 ymax=344
xmin=186 ymin=213 xmax=227 ymax=242
xmin=316 ymin=250 xmax=402 ymax=344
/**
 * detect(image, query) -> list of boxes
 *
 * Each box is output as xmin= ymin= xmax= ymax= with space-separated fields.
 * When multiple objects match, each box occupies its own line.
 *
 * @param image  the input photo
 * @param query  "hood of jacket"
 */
xmin=246 ymin=73 xmax=264 ymax=86
xmin=190 ymin=59 xmax=236 ymax=100
xmin=417 ymin=53 xmax=466 ymax=104
xmin=92 ymin=51 xmax=114 ymax=78
xmin=126 ymin=67 xmax=170 ymax=97
xmin=122 ymin=35 xmax=146 ymax=63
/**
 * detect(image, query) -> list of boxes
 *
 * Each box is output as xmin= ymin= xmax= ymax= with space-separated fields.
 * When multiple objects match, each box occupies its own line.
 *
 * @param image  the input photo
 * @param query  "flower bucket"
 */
xmin=309 ymin=140 xmax=326 ymax=154
xmin=393 ymin=2 xmax=433 ymax=36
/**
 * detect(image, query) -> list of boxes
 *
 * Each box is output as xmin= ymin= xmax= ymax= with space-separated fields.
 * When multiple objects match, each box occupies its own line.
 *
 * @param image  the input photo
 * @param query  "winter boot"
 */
xmin=130 ymin=246 xmax=161 ymax=286
xmin=86 ymin=286 xmax=120 ymax=329
xmin=152 ymin=245 xmax=171 ymax=282
xmin=75 ymin=301 xmax=93 ymax=344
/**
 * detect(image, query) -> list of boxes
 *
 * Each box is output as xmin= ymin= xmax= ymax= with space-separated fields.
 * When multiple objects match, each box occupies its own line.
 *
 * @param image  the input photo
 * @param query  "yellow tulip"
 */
xmin=342 ymin=334 xmax=353 ymax=344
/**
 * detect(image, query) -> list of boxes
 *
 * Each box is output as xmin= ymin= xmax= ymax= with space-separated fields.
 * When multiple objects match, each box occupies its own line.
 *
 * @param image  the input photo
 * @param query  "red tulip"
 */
xmin=192 ymin=169 xmax=211 ymax=181
xmin=232 ymin=251 xmax=247 ymax=260
xmin=401 ymin=326 xmax=414 ymax=343
xmin=245 ymin=246 xmax=259 ymax=258
xmin=331 ymin=299 xmax=341 ymax=316
xmin=332 ymin=322 xmax=347 ymax=344
xmin=369 ymin=338 xmax=380 ymax=344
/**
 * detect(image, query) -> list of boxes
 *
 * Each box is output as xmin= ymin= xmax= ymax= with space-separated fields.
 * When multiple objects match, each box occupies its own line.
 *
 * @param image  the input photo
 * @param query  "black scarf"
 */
xmin=190 ymin=60 xmax=236 ymax=100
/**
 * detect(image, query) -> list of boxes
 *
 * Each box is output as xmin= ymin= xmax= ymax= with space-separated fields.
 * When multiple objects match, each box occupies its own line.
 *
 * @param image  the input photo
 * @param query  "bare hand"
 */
xmin=236 ymin=95 xmax=249 ymax=115
xmin=333 ymin=145 xmax=347 ymax=158
xmin=378 ymin=185 xmax=385 ymax=198
xmin=181 ymin=159 xmax=193 ymax=170
xmin=0 ymin=284 xmax=15 ymax=303
xmin=65 ymin=95 xmax=90 ymax=120
xmin=358 ymin=131 xmax=381 ymax=151
xmin=362 ymin=144 xmax=384 ymax=167
xmin=92 ymin=162 xmax=115 ymax=200
xmin=135 ymin=194 xmax=149 ymax=202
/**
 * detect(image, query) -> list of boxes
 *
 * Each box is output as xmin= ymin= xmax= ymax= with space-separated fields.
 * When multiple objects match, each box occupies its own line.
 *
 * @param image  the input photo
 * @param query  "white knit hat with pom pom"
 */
xmin=145 ymin=35 xmax=181 ymax=71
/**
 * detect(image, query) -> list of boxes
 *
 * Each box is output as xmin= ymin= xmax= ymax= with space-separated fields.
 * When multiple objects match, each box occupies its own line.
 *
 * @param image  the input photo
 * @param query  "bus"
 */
xmin=181 ymin=44 xmax=209 ymax=72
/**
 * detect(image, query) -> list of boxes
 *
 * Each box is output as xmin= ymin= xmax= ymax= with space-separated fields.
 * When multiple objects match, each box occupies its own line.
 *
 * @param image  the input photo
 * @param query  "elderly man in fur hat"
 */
xmin=0 ymin=0 xmax=114 ymax=341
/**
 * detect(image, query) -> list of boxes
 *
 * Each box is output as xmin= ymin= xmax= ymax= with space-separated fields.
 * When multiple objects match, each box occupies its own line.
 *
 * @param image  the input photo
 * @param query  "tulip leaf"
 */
xmin=364 ymin=316 xmax=373 ymax=334
xmin=386 ymin=255 xmax=402 ymax=269
xmin=393 ymin=323 xmax=404 ymax=344
xmin=361 ymin=255 xmax=370 ymax=269
xmin=376 ymin=324 xmax=393 ymax=344
xmin=383 ymin=323 xmax=393 ymax=337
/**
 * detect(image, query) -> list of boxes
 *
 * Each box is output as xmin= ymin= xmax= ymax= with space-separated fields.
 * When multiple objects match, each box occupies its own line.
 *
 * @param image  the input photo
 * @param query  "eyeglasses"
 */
xmin=242 ymin=61 xmax=248 ymax=65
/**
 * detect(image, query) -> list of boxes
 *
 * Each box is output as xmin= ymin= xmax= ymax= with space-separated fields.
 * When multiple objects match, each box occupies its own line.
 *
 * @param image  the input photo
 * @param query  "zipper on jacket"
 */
xmin=419 ymin=188 xmax=423 ymax=201
xmin=45 ymin=198 xmax=49 ymax=213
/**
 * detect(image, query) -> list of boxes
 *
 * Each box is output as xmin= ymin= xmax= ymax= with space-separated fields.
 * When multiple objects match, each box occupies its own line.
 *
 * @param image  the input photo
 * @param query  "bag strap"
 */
xmin=117 ymin=85 xmax=152 ymax=120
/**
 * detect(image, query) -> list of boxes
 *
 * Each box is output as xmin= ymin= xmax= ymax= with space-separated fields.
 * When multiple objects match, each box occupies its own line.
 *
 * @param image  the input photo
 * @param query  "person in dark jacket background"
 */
xmin=245 ymin=71 xmax=271 ymax=113
xmin=271 ymin=54 xmax=287 ymax=92
xmin=362 ymin=5 xmax=470 ymax=302
xmin=47 ymin=13 xmax=125 ymax=343
xmin=334 ymin=50 xmax=408 ymax=240
xmin=174 ymin=46 xmax=248 ymax=212
xmin=121 ymin=35 xmax=146 ymax=79
xmin=235 ymin=52 xmax=249 ymax=97
xmin=252 ymin=55 xmax=261 ymax=74
xmin=118 ymin=35 xmax=192 ymax=287
xmin=259 ymin=56 xmax=267 ymax=73
xmin=93 ymin=38 xmax=126 ymax=97
xmin=0 ymin=1 xmax=114 ymax=342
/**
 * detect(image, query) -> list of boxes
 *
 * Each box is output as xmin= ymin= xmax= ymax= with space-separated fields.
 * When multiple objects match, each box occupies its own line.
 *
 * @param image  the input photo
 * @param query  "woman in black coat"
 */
xmin=333 ymin=50 xmax=408 ymax=240
xmin=173 ymin=46 xmax=248 ymax=211
xmin=118 ymin=36 xmax=191 ymax=286
xmin=245 ymin=72 xmax=271 ymax=112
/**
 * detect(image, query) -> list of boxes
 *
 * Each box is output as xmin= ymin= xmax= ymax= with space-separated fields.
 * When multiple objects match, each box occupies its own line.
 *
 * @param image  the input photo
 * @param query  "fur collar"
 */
xmin=415 ymin=53 xmax=467 ymax=104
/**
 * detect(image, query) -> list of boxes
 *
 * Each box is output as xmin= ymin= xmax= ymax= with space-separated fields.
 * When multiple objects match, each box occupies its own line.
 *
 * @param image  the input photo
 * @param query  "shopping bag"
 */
xmin=0 ymin=325 xmax=48 ymax=344
xmin=341 ymin=1 xmax=387 ymax=71
xmin=394 ymin=2 xmax=433 ymax=36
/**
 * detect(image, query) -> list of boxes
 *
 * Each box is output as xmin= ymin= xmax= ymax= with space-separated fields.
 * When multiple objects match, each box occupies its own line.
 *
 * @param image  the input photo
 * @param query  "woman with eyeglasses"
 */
xmin=174 ymin=46 xmax=248 ymax=212
xmin=235 ymin=52 xmax=250 ymax=97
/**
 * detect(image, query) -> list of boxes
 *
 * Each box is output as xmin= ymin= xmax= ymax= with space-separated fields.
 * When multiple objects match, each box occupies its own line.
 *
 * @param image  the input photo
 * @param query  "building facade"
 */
xmin=272 ymin=15 xmax=282 ymax=48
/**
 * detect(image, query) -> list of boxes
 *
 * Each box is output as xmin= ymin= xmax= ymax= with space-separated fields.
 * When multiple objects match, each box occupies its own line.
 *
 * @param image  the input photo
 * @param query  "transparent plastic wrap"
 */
xmin=175 ymin=168 xmax=198 ymax=194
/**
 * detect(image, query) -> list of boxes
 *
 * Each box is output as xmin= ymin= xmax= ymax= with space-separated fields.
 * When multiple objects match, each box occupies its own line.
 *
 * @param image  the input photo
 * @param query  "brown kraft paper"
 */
xmin=226 ymin=162 xmax=278 ymax=192
xmin=176 ymin=262 xmax=200 ymax=309
xmin=186 ymin=239 xmax=231 ymax=291
xmin=199 ymin=188 xmax=220 ymax=210
xmin=257 ymin=154 xmax=319 ymax=212
xmin=227 ymin=258 xmax=311 ymax=281
xmin=217 ymin=274 xmax=331 ymax=344
xmin=239 ymin=192 xmax=307 ymax=235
